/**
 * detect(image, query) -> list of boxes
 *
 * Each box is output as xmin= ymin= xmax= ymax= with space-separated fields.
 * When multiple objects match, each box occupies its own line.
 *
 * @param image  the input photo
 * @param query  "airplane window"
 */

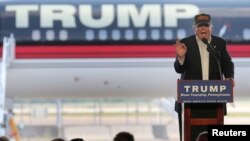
xmin=32 ymin=30 xmax=41 ymax=41
xmin=124 ymin=29 xmax=134 ymax=40
xmin=112 ymin=29 xmax=121 ymax=40
xmin=99 ymin=30 xmax=108 ymax=41
xmin=177 ymin=29 xmax=186 ymax=39
xmin=138 ymin=29 xmax=147 ymax=40
xmin=59 ymin=30 xmax=68 ymax=41
xmin=243 ymin=28 xmax=250 ymax=40
xmin=46 ymin=30 xmax=55 ymax=41
xmin=85 ymin=30 xmax=95 ymax=41
xmin=151 ymin=29 xmax=160 ymax=40
xmin=164 ymin=29 xmax=173 ymax=40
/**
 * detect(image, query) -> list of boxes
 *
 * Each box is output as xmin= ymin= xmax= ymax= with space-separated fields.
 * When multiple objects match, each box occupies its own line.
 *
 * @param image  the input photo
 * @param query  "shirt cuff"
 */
xmin=178 ymin=57 xmax=185 ymax=65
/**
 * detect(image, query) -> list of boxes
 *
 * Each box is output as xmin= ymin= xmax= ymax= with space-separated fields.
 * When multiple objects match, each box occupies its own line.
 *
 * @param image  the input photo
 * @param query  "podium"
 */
xmin=177 ymin=80 xmax=233 ymax=141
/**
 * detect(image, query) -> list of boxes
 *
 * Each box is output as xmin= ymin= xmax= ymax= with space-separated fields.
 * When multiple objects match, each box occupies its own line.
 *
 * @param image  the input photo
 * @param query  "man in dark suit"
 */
xmin=175 ymin=13 xmax=234 ymax=81
xmin=174 ymin=13 xmax=235 ymax=141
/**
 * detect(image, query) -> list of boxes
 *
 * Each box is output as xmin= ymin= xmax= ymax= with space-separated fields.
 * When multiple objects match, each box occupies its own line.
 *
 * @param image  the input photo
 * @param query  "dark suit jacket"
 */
xmin=174 ymin=35 xmax=234 ymax=80
xmin=174 ymin=35 xmax=234 ymax=141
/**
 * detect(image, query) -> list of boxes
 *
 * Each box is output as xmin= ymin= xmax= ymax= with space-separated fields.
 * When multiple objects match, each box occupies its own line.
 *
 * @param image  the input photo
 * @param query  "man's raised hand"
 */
xmin=175 ymin=39 xmax=187 ymax=59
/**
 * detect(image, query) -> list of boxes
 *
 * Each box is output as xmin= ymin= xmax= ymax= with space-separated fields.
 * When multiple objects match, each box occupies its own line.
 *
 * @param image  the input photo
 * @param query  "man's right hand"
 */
xmin=175 ymin=39 xmax=187 ymax=59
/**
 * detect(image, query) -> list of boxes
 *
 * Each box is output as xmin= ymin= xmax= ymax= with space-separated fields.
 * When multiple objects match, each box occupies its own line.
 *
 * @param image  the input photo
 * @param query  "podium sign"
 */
xmin=177 ymin=80 xmax=233 ymax=103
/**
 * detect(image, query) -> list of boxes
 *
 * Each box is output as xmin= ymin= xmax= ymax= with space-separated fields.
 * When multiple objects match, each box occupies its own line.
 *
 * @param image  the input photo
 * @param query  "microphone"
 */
xmin=201 ymin=38 xmax=216 ymax=53
xmin=201 ymin=38 xmax=209 ymax=44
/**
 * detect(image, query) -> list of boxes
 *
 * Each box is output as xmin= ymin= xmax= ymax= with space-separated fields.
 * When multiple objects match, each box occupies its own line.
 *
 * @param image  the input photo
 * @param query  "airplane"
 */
xmin=0 ymin=0 xmax=249 ymax=100
xmin=0 ymin=0 xmax=250 ymax=140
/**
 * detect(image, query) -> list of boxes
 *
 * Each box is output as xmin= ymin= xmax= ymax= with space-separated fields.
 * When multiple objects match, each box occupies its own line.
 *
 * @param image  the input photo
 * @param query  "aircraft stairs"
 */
xmin=0 ymin=34 xmax=20 ymax=140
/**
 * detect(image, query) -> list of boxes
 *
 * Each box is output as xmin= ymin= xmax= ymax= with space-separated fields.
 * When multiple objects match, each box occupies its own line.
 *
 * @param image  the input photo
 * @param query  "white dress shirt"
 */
xmin=196 ymin=36 xmax=211 ymax=80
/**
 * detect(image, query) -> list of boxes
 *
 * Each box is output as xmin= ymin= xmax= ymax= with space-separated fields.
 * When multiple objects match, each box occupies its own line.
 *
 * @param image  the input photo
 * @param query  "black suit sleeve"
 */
xmin=174 ymin=57 xmax=185 ymax=74
xmin=219 ymin=42 xmax=234 ymax=78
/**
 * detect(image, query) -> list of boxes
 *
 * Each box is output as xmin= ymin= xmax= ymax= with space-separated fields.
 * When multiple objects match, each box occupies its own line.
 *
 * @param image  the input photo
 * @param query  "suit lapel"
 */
xmin=190 ymin=36 xmax=203 ymax=79
xmin=209 ymin=36 xmax=218 ymax=79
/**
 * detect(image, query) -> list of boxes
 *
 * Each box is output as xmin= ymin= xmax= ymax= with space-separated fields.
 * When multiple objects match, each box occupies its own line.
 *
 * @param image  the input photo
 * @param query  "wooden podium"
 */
xmin=184 ymin=103 xmax=224 ymax=141
xmin=177 ymin=80 xmax=233 ymax=141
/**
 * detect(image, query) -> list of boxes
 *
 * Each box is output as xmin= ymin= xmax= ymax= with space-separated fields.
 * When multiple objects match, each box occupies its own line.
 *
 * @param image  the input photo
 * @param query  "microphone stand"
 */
xmin=202 ymin=38 xmax=227 ymax=115
xmin=202 ymin=38 xmax=223 ymax=80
